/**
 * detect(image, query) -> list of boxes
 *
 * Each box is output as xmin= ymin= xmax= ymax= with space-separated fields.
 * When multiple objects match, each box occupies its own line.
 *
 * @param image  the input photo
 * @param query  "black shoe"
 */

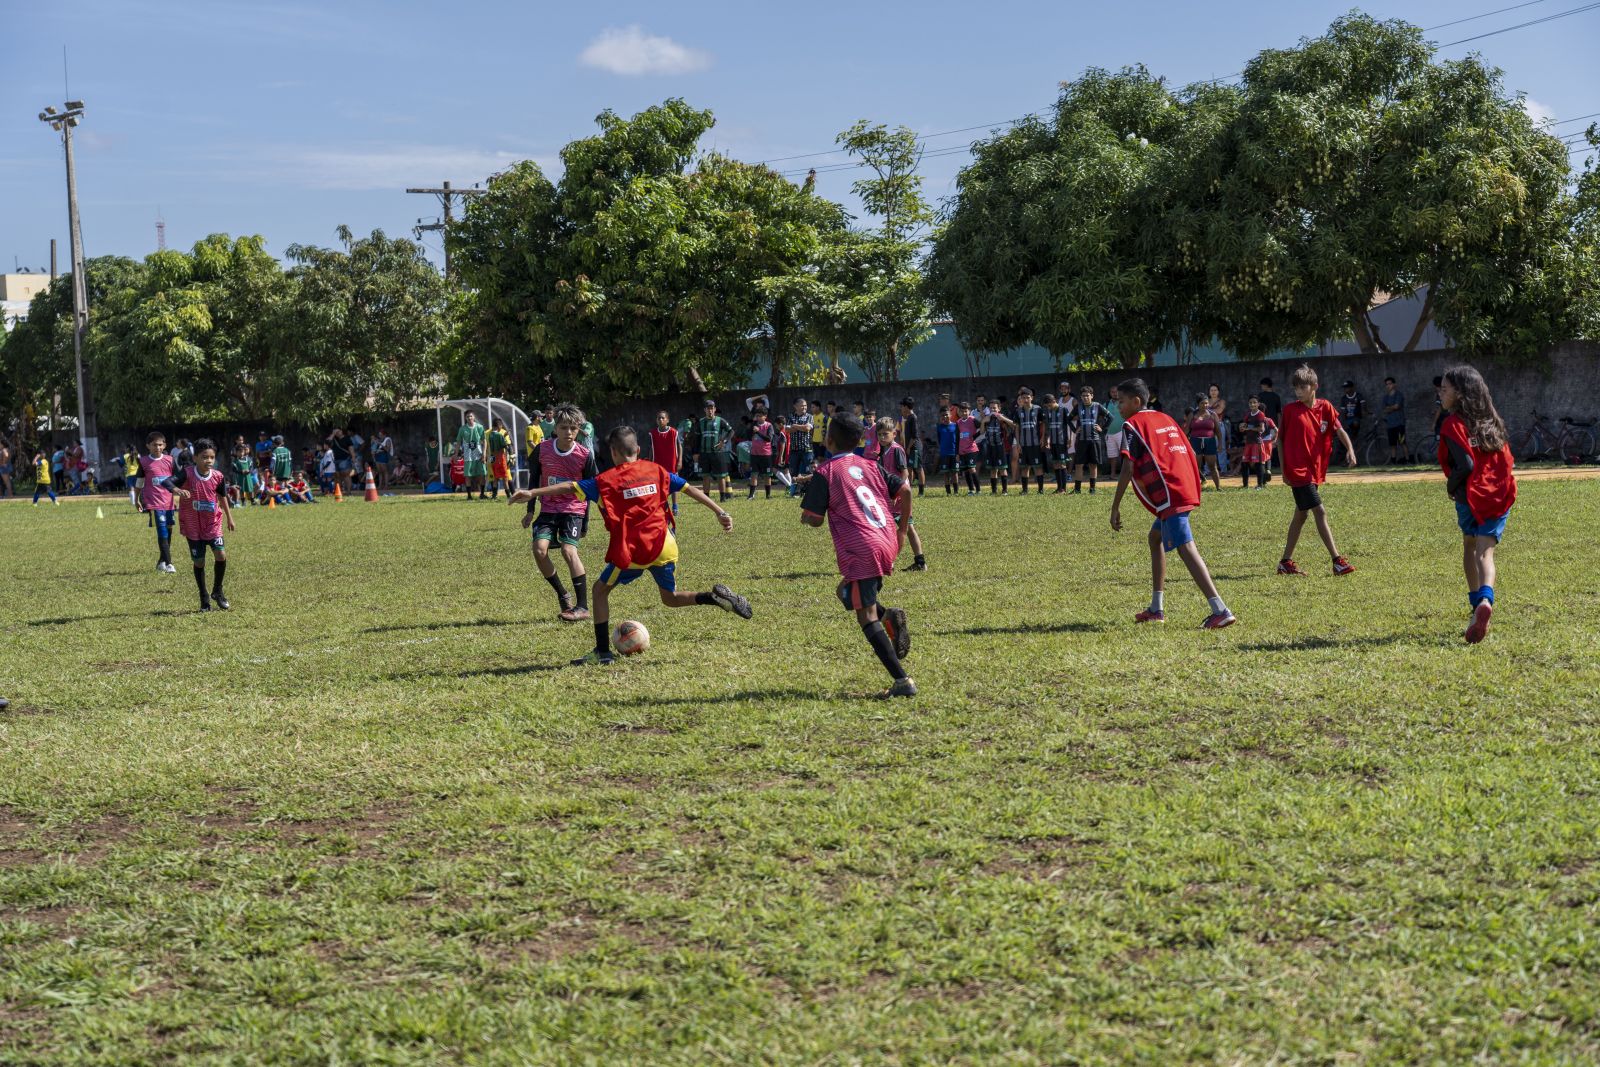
xmin=570 ymin=650 xmax=615 ymax=666
xmin=883 ymin=606 xmax=911 ymax=658
xmin=199 ymin=598 xmax=212 ymax=612
xmin=908 ymin=559 xmax=927 ymax=572
xmin=710 ymin=583 xmax=752 ymax=619
xmin=212 ymin=593 xmax=230 ymax=611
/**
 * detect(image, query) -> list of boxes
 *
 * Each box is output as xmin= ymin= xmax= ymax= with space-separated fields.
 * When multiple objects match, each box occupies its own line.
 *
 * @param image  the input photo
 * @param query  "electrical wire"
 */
xmin=1436 ymin=0 xmax=1600 ymax=46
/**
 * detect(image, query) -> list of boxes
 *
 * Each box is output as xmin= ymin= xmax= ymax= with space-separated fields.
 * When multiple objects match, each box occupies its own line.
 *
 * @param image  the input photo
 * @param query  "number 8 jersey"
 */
xmin=801 ymin=454 xmax=903 ymax=581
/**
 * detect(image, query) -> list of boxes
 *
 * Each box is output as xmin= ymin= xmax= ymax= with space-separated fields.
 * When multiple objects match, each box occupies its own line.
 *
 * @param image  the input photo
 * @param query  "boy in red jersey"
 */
xmin=1437 ymin=365 xmax=1517 ymax=644
xmin=1110 ymin=379 xmax=1235 ymax=629
xmin=1238 ymin=395 xmax=1276 ymax=489
xmin=648 ymin=410 xmax=681 ymax=515
xmin=516 ymin=426 xmax=750 ymax=665
xmin=167 ymin=438 xmax=236 ymax=611
xmin=512 ymin=404 xmax=597 ymax=622
xmin=802 ymin=414 xmax=917 ymax=697
xmin=1276 ymin=364 xmax=1357 ymax=576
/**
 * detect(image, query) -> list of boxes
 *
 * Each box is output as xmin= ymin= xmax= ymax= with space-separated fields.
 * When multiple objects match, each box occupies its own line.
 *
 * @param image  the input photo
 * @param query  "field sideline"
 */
xmin=3 ymin=476 xmax=1600 ymax=1064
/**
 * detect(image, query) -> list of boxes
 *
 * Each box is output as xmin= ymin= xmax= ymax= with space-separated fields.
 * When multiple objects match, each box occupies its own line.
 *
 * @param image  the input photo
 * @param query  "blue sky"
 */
xmin=3 ymin=0 xmax=1597 ymax=273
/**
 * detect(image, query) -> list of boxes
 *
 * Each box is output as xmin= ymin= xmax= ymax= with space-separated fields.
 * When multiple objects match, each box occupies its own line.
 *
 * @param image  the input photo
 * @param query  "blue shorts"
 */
xmin=1152 ymin=513 xmax=1194 ymax=553
xmin=1456 ymin=502 xmax=1509 ymax=542
xmin=599 ymin=560 xmax=676 ymax=592
xmin=152 ymin=509 xmax=177 ymax=538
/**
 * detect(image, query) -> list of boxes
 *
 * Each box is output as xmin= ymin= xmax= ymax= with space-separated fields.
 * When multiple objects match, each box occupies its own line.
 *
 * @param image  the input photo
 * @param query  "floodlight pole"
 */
xmin=39 ymin=101 xmax=97 ymax=470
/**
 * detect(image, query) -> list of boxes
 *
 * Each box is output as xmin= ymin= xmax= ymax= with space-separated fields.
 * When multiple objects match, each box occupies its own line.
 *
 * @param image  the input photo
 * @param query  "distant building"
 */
xmin=1 ymin=272 xmax=52 ymax=330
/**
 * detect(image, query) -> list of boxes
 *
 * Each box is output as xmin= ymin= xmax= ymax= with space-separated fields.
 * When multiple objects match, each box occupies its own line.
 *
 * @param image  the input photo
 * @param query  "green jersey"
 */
xmin=487 ymin=429 xmax=509 ymax=456
xmin=698 ymin=416 xmax=731 ymax=455
xmin=455 ymin=422 xmax=485 ymax=461
xmin=271 ymin=445 xmax=293 ymax=479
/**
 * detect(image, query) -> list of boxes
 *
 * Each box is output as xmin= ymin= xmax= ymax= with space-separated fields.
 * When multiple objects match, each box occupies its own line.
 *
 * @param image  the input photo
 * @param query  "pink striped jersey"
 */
xmin=749 ymin=422 xmax=775 ymax=456
xmin=956 ymin=416 xmax=980 ymax=454
xmin=532 ymin=440 xmax=594 ymax=515
xmin=139 ymin=453 xmax=177 ymax=510
xmin=174 ymin=465 xmax=228 ymax=540
xmin=801 ymin=455 xmax=903 ymax=582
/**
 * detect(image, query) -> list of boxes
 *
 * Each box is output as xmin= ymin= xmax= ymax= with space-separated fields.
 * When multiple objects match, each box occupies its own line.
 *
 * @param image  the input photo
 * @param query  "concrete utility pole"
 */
xmin=405 ymin=180 xmax=484 ymax=280
xmin=38 ymin=100 xmax=97 ymax=469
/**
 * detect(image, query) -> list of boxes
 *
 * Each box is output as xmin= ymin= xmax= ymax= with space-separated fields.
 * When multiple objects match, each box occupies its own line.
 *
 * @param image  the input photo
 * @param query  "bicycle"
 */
xmin=1511 ymin=411 xmax=1597 ymax=465
xmin=1360 ymin=424 xmax=1423 ymax=468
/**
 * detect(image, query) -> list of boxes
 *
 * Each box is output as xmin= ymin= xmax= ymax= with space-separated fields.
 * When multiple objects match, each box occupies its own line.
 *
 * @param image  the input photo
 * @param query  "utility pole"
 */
xmin=405 ymin=180 xmax=484 ymax=280
xmin=38 ymin=100 xmax=97 ymax=470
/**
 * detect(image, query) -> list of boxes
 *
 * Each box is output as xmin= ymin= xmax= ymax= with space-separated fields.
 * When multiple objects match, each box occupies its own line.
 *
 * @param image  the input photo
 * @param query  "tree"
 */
xmin=449 ymin=100 xmax=829 ymax=405
xmin=278 ymin=227 xmax=449 ymax=423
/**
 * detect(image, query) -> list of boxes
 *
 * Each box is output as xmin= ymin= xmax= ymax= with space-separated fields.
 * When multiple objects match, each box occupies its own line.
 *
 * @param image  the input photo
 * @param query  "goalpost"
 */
xmin=434 ymin=398 xmax=536 ymax=490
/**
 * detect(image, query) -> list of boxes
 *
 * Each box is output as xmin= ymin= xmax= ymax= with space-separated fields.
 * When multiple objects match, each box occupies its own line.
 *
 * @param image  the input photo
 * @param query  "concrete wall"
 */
xmin=595 ymin=341 xmax=1600 ymax=450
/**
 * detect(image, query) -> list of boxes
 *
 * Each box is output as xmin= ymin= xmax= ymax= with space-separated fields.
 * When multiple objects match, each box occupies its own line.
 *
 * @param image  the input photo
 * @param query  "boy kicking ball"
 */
xmin=1109 ymin=379 xmax=1235 ymax=629
xmin=1276 ymin=364 xmax=1357 ymax=576
xmin=515 ymin=426 xmax=751 ymax=666
xmin=802 ymin=414 xmax=917 ymax=698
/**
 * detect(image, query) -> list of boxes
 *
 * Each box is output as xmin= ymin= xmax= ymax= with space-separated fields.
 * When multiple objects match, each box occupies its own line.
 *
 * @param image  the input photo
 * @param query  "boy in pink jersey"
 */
xmin=801 ymin=414 xmax=916 ymax=698
xmin=746 ymin=409 xmax=776 ymax=499
xmin=510 ymin=404 xmax=597 ymax=621
xmin=875 ymin=417 xmax=926 ymax=571
xmin=168 ymin=438 xmax=236 ymax=611
xmin=139 ymin=431 xmax=180 ymax=573
xmin=956 ymin=402 xmax=981 ymax=495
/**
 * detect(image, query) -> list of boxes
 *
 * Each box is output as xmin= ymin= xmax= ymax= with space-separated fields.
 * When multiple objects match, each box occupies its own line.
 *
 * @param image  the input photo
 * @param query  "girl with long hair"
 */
xmin=1437 ymin=365 xmax=1516 ymax=644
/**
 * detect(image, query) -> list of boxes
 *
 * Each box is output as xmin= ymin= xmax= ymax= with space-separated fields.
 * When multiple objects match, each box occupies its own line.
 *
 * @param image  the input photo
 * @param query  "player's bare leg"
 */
xmin=573 ymin=581 xmax=615 ymax=665
xmin=1311 ymin=505 xmax=1342 ymax=560
xmin=1176 ymin=541 xmax=1233 ymax=627
xmin=1282 ymin=509 xmax=1309 ymax=562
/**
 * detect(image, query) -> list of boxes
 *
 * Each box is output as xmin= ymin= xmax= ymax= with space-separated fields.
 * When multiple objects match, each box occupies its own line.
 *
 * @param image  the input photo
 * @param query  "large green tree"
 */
xmin=448 ymin=100 xmax=830 ymax=405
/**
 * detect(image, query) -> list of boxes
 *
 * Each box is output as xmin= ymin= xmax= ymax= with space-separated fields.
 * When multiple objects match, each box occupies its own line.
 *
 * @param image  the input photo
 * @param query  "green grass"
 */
xmin=3 ymin=477 xmax=1600 ymax=1065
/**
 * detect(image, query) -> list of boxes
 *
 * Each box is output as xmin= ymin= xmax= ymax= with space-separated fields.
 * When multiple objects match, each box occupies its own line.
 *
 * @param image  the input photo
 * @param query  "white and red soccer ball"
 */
xmin=613 ymin=620 xmax=650 ymax=656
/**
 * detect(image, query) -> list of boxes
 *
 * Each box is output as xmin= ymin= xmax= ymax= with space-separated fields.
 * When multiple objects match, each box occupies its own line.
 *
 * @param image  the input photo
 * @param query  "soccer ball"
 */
xmin=613 ymin=620 xmax=650 ymax=656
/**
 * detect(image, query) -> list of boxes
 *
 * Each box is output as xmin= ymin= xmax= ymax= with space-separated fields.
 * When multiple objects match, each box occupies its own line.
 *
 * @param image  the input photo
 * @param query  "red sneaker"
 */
xmin=1202 ymin=610 xmax=1237 ymax=630
xmin=1134 ymin=609 xmax=1166 ymax=623
xmin=1332 ymin=556 xmax=1356 ymax=576
xmin=1277 ymin=558 xmax=1305 ymax=576
xmin=559 ymin=606 xmax=591 ymax=622
xmin=1464 ymin=602 xmax=1492 ymax=644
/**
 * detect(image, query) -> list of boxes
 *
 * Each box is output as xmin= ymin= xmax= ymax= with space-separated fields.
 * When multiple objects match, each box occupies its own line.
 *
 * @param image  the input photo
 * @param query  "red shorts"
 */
xmin=491 ymin=455 xmax=510 ymax=480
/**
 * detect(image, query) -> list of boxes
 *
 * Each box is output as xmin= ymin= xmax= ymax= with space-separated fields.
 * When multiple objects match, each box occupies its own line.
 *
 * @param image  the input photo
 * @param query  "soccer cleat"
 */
xmin=1332 ymin=556 xmax=1356 ymax=576
xmin=1134 ymin=609 xmax=1166 ymax=623
xmin=212 ymin=593 xmax=230 ymax=611
xmin=199 ymin=598 xmax=212 ymax=612
xmin=883 ymin=607 xmax=911 ymax=658
xmin=710 ymin=583 xmax=752 ymax=619
xmin=559 ymin=606 xmax=591 ymax=623
xmin=1277 ymin=558 xmax=1305 ymax=576
xmin=1464 ymin=602 xmax=1493 ymax=644
xmin=570 ymin=650 xmax=616 ymax=666
xmin=879 ymin=677 xmax=918 ymax=699
xmin=1202 ymin=610 xmax=1237 ymax=630
xmin=908 ymin=559 xmax=927 ymax=572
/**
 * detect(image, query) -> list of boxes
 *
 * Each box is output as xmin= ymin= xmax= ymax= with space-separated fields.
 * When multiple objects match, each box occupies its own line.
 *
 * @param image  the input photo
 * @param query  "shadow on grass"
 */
xmin=364 ymin=619 xmax=519 ymax=634
xmin=762 ymin=571 xmax=835 ymax=581
xmin=604 ymin=686 xmax=817 ymax=709
xmin=388 ymin=661 xmax=562 ymax=681
xmin=29 ymin=609 xmax=185 ymax=627
xmin=936 ymin=621 xmax=1109 ymax=637
xmin=1238 ymin=634 xmax=1411 ymax=653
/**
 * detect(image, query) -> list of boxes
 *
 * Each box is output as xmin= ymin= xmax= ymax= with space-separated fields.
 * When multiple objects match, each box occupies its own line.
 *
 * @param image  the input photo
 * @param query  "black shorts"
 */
xmin=1019 ymin=445 xmax=1043 ymax=467
xmin=750 ymin=455 xmax=772 ymax=475
xmin=837 ymin=577 xmax=884 ymax=611
xmin=906 ymin=445 xmax=922 ymax=471
xmin=1074 ymin=440 xmax=1101 ymax=465
xmin=1386 ymin=426 xmax=1406 ymax=446
xmin=958 ymin=453 xmax=979 ymax=471
xmin=532 ymin=512 xmax=585 ymax=546
xmin=1291 ymin=483 xmax=1323 ymax=511
xmin=938 ymin=455 xmax=958 ymax=472
xmin=788 ymin=451 xmax=813 ymax=477
xmin=983 ymin=441 xmax=1007 ymax=468
xmin=1050 ymin=446 xmax=1072 ymax=466
xmin=186 ymin=536 xmax=225 ymax=561
xmin=701 ymin=452 xmax=729 ymax=477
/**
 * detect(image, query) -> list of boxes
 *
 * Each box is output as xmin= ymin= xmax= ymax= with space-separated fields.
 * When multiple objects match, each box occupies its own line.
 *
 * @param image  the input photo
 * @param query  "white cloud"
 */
xmin=1522 ymin=97 xmax=1556 ymax=127
xmin=222 ymin=143 xmax=553 ymax=190
xmin=579 ymin=25 xmax=710 ymax=76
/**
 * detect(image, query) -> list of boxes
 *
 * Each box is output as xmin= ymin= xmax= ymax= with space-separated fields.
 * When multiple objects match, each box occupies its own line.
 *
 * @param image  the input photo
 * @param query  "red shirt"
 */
xmin=1279 ymin=398 xmax=1342 ymax=487
xmin=1121 ymin=409 xmax=1201 ymax=519
xmin=579 ymin=460 xmax=682 ymax=570
xmin=648 ymin=426 xmax=679 ymax=468
xmin=1438 ymin=413 xmax=1517 ymax=522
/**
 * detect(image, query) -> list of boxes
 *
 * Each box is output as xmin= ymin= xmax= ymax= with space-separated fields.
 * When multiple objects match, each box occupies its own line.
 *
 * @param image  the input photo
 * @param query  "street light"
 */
xmin=37 ymin=99 xmax=97 ymax=471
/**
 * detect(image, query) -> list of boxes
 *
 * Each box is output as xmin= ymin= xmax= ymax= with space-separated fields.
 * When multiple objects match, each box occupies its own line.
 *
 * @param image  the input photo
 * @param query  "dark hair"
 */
xmin=828 ymin=413 xmax=865 ymax=451
xmin=1290 ymin=364 xmax=1318 ymax=390
xmin=1384 ymin=376 xmax=1396 ymax=385
xmin=606 ymin=425 xmax=639 ymax=456
xmin=146 ymin=431 xmax=166 ymax=445
xmin=193 ymin=437 xmax=216 ymax=455
xmin=1117 ymin=378 xmax=1150 ymax=404
xmin=1433 ymin=376 xmax=1443 ymax=387
xmin=1260 ymin=377 xmax=1273 ymax=387
xmin=900 ymin=396 xmax=915 ymax=408
xmin=1442 ymin=365 xmax=1508 ymax=452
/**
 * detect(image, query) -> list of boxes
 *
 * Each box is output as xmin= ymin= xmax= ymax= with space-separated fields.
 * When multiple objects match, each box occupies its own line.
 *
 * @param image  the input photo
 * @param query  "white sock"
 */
xmin=1208 ymin=595 xmax=1227 ymax=615
xmin=1150 ymin=591 xmax=1164 ymax=612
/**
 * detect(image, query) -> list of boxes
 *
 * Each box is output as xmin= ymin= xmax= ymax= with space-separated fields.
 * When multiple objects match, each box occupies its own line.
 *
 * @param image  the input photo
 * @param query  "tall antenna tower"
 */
xmin=155 ymin=206 xmax=166 ymax=251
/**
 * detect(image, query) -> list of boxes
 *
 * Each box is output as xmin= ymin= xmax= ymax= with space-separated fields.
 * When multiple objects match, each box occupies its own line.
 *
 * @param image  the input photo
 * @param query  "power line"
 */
xmin=1548 ymin=111 xmax=1600 ymax=126
xmin=1424 ymin=0 xmax=1557 ymax=31
xmin=1437 ymin=0 xmax=1600 ymax=46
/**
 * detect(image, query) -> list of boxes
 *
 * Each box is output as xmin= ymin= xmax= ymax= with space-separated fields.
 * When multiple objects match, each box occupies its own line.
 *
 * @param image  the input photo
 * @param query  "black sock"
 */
xmin=574 ymin=574 xmax=588 ymax=610
xmin=593 ymin=621 xmax=610 ymax=655
xmin=159 ymin=537 xmax=172 ymax=566
xmin=1037 ymin=475 xmax=1045 ymax=492
xmin=694 ymin=591 xmax=715 ymax=605
xmin=862 ymin=621 xmax=906 ymax=680
xmin=193 ymin=566 xmax=208 ymax=600
xmin=1000 ymin=474 xmax=1009 ymax=491
xmin=914 ymin=554 xmax=926 ymax=565
xmin=989 ymin=477 xmax=997 ymax=493
xmin=212 ymin=559 xmax=226 ymax=595
xmin=1089 ymin=475 xmax=1096 ymax=490
xmin=545 ymin=572 xmax=569 ymax=605
xmin=765 ymin=486 xmax=771 ymax=498
xmin=1058 ymin=469 xmax=1068 ymax=490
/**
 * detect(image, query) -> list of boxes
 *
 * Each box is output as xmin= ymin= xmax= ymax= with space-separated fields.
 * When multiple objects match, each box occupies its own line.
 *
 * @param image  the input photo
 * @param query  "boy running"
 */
xmin=802 ymin=414 xmax=916 ymax=697
xmin=516 ymin=426 xmax=751 ymax=666
xmin=168 ymin=438 xmax=236 ymax=611
xmin=1437 ymin=366 xmax=1516 ymax=644
xmin=31 ymin=450 xmax=58 ymax=506
xmin=875 ymin=418 xmax=927 ymax=571
xmin=139 ymin=432 xmax=179 ymax=572
xmin=1276 ymin=364 xmax=1357 ymax=576
xmin=1110 ymin=379 xmax=1235 ymax=629
xmin=514 ymin=404 xmax=597 ymax=622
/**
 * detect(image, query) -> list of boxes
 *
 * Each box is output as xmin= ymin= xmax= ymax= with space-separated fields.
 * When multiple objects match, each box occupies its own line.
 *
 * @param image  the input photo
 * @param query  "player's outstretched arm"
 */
xmin=681 ymin=483 xmax=733 ymax=532
xmin=510 ymin=483 xmax=575 ymax=504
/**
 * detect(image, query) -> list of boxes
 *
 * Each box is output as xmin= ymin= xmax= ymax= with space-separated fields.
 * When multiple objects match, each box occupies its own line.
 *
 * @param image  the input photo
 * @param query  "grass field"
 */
xmin=4 ymin=474 xmax=1600 ymax=1065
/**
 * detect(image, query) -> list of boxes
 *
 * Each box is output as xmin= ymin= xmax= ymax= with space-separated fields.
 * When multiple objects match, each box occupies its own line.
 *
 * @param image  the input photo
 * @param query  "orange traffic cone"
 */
xmin=363 ymin=465 xmax=379 ymax=503
xmin=268 ymin=494 xmax=277 ymax=510
xmin=333 ymin=481 xmax=343 ymax=502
